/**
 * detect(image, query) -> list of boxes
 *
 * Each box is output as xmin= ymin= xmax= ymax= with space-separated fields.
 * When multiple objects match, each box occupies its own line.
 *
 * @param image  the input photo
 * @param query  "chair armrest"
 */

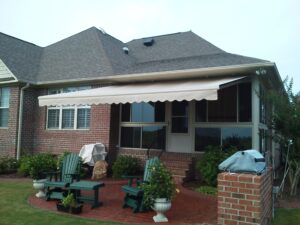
xmin=65 ymin=173 xmax=80 ymax=182
xmin=122 ymin=175 xmax=143 ymax=186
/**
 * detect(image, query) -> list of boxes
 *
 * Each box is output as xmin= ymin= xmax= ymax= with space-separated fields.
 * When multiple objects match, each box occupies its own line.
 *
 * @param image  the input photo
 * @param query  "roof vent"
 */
xmin=143 ymin=37 xmax=154 ymax=47
xmin=122 ymin=47 xmax=129 ymax=54
xmin=99 ymin=27 xmax=106 ymax=34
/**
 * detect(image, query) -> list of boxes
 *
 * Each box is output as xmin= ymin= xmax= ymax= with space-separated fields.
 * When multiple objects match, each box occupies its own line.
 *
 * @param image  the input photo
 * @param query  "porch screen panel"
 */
xmin=121 ymin=127 xmax=141 ymax=148
xmin=222 ymin=127 xmax=252 ymax=150
xmin=239 ymin=83 xmax=252 ymax=122
xmin=142 ymin=126 xmax=166 ymax=150
xmin=195 ymin=128 xmax=221 ymax=151
xmin=208 ymin=85 xmax=237 ymax=122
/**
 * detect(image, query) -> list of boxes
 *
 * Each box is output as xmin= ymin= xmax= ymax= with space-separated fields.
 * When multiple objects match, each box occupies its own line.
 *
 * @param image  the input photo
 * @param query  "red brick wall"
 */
xmin=33 ymin=103 xmax=112 ymax=155
xmin=0 ymin=85 xmax=20 ymax=157
xmin=217 ymin=168 xmax=272 ymax=225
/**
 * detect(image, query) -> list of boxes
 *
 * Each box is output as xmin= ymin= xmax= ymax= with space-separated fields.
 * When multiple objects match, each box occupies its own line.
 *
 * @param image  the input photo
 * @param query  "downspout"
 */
xmin=16 ymin=83 xmax=30 ymax=160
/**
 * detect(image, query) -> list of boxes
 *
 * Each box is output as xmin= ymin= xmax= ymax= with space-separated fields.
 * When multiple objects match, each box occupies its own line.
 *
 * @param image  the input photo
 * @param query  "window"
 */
xmin=0 ymin=87 xmax=10 ymax=127
xmin=195 ymin=127 xmax=252 ymax=151
xmin=259 ymin=129 xmax=267 ymax=156
xmin=195 ymin=82 xmax=252 ymax=122
xmin=120 ymin=102 xmax=166 ymax=150
xmin=195 ymin=128 xmax=220 ymax=151
xmin=171 ymin=101 xmax=188 ymax=133
xmin=77 ymin=108 xmax=91 ymax=129
xmin=47 ymin=86 xmax=91 ymax=130
xmin=121 ymin=102 xmax=165 ymax=122
xmin=120 ymin=126 xmax=166 ymax=149
xmin=239 ymin=83 xmax=252 ymax=122
xmin=47 ymin=108 xmax=60 ymax=129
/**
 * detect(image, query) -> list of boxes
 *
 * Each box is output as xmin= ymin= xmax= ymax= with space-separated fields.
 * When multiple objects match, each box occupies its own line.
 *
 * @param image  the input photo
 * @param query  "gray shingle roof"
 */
xmin=0 ymin=27 xmax=269 ymax=84
xmin=0 ymin=33 xmax=42 ymax=82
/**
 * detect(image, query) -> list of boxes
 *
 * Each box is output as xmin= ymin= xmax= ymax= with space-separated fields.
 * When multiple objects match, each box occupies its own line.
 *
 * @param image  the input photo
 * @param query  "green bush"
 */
xmin=18 ymin=155 xmax=33 ymax=176
xmin=0 ymin=156 xmax=18 ymax=174
xmin=56 ymin=151 xmax=72 ymax=170
xmin=112 ymin=155 xmax=141 ymax=178
xmin=194 ymin=186 xmax=217 ymax=196
xmin=142 ymin=161 xmax=177 ymax=209
xmin=196 ymin=145 xmax=237 ymax=186
xmin=18 ymin=153 xmax=56 ymax=179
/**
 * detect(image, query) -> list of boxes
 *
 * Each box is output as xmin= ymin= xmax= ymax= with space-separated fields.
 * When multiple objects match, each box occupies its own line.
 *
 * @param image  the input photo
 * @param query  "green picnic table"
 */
xmin=69 ymin=181 xmax=105 ymax=208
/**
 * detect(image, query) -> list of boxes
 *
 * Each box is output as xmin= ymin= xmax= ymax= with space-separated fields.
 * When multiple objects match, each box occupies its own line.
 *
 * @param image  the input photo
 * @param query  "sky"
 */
xmin=0 ymin=0 xmax=299 ymax=92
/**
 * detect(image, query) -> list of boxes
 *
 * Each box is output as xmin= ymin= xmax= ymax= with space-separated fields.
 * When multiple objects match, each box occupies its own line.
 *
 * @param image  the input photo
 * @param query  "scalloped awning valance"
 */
xmin=38 ymin=77 xmax=244 ymax=106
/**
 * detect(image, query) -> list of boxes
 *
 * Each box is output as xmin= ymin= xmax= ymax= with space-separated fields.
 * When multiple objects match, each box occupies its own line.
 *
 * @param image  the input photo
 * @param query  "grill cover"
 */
xmin=79 ymin=143 xmax=107 ymax=166
xmin=218 ymin=149 xmax=266 ymax=174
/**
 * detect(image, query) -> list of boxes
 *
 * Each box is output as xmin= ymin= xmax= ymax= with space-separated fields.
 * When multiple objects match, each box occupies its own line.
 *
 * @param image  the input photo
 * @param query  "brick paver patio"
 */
xmin=29 ymin=179 xmax=217 ymax=225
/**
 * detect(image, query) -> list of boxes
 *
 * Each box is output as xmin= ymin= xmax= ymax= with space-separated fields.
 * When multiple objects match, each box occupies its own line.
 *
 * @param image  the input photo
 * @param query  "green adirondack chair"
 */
xmin=44 ymin=153 xmax=81 ymax=200
xmin=122 ymin=157 xmax=159 ymax=213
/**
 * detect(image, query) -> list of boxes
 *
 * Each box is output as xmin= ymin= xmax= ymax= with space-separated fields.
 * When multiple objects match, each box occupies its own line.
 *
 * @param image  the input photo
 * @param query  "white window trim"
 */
xmin=47 ymin=105 xmax=91 ymax=130
xmin=46 ymin=86 xmax=91 ymax=131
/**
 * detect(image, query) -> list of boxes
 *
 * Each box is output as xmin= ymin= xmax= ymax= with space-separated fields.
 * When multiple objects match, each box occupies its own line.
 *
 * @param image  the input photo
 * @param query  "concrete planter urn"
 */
xmin=152 ymin=198 xmax=172 ymax=223
xmin=33 ymin=179 xmax=47 ymax=198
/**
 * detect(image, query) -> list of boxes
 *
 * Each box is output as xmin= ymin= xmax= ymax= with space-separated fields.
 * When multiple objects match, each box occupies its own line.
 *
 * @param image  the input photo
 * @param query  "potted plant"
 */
xmin=142 ymin=161 xmax=177 ymax=223
xmin=57 ymin=193 xmax=83 ymax=214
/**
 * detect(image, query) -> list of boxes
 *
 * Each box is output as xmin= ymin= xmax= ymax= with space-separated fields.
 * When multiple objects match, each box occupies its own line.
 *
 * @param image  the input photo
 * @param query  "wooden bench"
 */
xmin=69 ymin=181 xmax=105 ymax=208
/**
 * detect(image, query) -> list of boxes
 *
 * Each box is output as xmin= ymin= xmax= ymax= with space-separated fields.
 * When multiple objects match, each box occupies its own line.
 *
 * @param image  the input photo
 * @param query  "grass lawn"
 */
xmin=272 ymin=208 xmax=300 ymax=225
xmin=0 ymin=179 xmax=129 ymax=225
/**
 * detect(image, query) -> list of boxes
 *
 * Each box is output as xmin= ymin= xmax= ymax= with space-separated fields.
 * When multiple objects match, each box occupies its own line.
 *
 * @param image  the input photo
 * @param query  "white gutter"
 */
xmin=16 ymin=83 xmax=30 ymax=160
xmin=35 ymin=62 xmax=275 ymax=86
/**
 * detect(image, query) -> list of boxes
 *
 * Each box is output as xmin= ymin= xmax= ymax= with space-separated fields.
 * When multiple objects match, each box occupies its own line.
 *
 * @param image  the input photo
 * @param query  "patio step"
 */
xmin=161 ymin=157 xmax=194 ymax=184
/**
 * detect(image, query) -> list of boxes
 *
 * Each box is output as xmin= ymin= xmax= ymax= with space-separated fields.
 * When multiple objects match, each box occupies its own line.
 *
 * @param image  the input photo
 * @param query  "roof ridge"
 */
xmin=92 ymin=28 xmax=115 ymax=74
xmin=126 ymin=31 xmax=191 ymax=43
xmin=44 ymin=27 xmax=97 ymax=47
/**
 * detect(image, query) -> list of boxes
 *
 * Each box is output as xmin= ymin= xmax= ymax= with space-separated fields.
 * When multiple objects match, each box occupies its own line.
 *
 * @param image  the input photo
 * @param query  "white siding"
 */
xmin=0 ymin=59 xmax=16 ymax=81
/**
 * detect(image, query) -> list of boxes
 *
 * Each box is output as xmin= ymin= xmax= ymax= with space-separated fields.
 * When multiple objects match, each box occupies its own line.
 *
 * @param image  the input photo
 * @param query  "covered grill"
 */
xmin=218 ymin=149 xmax=266 ymax=174
xmin=79 ymin=143 xmax=107 ymax=166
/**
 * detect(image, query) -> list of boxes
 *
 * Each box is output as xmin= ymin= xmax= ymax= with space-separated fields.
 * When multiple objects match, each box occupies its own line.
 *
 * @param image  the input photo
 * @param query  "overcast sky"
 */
xmin=1 ymin=0 xmax=299 ymax=92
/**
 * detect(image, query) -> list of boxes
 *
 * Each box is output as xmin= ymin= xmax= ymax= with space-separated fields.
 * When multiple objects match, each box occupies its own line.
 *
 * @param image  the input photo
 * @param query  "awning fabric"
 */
xmin=38 ymin=77 xmax=243 ymax=106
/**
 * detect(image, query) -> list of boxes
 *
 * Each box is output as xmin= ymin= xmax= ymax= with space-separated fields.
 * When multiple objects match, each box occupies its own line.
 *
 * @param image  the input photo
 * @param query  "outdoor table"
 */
xmin=69 ymin=181 xmax=105 ymax=208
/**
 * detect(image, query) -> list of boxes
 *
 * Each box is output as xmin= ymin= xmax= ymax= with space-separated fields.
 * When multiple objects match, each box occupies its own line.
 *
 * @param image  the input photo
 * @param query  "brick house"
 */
xmin=0 ymin=27 xmax=282 ymax=181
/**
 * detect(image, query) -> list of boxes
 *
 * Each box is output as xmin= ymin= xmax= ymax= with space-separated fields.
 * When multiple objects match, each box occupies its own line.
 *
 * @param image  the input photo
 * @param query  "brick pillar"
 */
xmin=217 ymin=168 xmax=272 ymax=225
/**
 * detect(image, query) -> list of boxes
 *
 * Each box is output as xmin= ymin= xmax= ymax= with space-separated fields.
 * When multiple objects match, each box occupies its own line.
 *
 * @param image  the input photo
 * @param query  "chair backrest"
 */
xmin=143 ymin=157 xmax=159 ymax=182
xmin=61 ymin=153 xmax=81 ymax=183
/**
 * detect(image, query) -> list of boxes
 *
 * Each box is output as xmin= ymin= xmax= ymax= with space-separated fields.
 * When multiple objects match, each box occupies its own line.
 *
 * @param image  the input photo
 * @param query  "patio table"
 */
xmin=69 ymin=181 xmax=105 ymax=208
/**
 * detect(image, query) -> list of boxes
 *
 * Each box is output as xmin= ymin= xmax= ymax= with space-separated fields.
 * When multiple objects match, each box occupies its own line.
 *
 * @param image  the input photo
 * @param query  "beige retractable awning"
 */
xmin=38 ymin=77 xmax=244 ymax=106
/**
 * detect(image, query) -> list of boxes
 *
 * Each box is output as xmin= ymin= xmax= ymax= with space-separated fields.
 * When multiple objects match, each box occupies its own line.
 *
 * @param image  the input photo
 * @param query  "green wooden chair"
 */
xmin=44 ymin=153 xmax=81 ymax=200
xmin=122 ymin=157 xmax=159 ymax=213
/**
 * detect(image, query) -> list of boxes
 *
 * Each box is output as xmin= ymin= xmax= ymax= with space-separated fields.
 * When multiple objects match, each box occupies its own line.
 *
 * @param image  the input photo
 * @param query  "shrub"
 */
xmin=142 ymin=161 xmax=177 ymax=209
xmin=194 ymin=186 xmax=217 ymax=196
xmin=196 ymin=145 xmax=237 ymax=186
xmin=62 ymin=193 xmax=77 ymax=207
xmin=18 ymin=155 xmax=33 ymax=176
xmin=0 ymin=156 xmax=18 ymax=174
xmin=18 ymin=153 xmax=56 ymax=179
xmin=56 ymin=151 xmax=72 ymax=170
xmin=112 ymin=155 xmax=141 ymax=178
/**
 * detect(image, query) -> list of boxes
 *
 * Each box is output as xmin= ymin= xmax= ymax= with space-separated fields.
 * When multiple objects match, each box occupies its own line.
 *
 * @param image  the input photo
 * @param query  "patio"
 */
xmin=29 ymin=178 xmax=217 ymax=225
